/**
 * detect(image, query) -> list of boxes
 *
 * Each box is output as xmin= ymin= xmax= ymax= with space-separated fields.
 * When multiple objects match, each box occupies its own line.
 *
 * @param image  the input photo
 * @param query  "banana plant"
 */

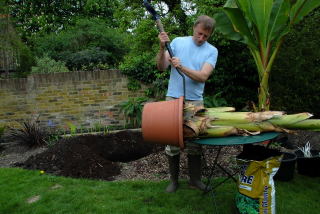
xmin=214 ymin=0 xmax=320 ymax=111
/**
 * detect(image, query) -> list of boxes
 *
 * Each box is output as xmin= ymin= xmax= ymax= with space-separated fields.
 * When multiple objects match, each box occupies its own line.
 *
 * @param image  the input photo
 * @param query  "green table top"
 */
xmin=194 ymin=132 xmax=279 ymax=146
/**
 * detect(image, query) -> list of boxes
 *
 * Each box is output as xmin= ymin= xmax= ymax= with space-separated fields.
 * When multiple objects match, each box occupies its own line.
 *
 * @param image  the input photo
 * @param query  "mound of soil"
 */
xmin=16 ymin=130 xmax=162 ymax=181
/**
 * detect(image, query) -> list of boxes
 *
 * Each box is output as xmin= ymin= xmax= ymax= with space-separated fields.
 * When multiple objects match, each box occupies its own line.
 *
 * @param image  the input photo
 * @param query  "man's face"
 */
xmin=192 ymin=23 xmax=211 ymax=46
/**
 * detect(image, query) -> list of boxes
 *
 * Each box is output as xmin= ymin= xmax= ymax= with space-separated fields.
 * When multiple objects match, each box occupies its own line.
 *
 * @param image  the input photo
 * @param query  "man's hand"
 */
xmin=169 ymin=57 xmax=182 ymax=69
xmin=158 ymin=32 xmax=170 ymax=49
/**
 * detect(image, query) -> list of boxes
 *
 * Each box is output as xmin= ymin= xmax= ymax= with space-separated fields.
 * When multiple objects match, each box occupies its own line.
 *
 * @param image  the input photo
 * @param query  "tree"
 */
xmin=33 ymin=18 xmax=128 ymax=71
xmin=214 ymin=0 xmax=320 ymax=111
xmin=7 ymin=0 xmax=119 ymax=43
xmin=0 ymin=0 xmax=34 ymax=76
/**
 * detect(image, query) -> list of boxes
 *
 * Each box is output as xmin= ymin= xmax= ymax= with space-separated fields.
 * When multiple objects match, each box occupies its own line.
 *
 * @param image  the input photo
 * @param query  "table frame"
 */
xmin=195 ymin=132 xmax=279 ymax=193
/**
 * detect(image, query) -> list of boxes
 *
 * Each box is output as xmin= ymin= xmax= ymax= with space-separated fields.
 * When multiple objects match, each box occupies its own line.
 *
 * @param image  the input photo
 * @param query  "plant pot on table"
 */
xmin=295 ymin=150 xmax=320 ymax=177
xmin=274 ymin=152 xmax=297 ymax=182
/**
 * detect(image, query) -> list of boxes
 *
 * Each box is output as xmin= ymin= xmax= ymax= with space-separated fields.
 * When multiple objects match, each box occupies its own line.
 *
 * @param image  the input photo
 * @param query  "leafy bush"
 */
xmin=119 ymin=97 xmax=148 ymax=128
xmin=31 ymin=55 xmax=69 ymax=74
xmin=204 ymin=92 xmax=228 ymax=108
xmin=0 ymin=12 xmax=35 ymax=76
xmin=120 ymin=52 xmax=159 ymax=84
xmin=65 ymin=48 xmax=111 ymax=71
xmin=16 ymin=44 xmax=35 ymax=75
xmin=144 ymin=78 xmax=169 ymax=101
xmin=5 ymin=120 xmax=48 ymax=148
xmin=127 ymin=77 xmax=142 ymax=91
xmin=33 ymin=18 xmax=128 ymax=71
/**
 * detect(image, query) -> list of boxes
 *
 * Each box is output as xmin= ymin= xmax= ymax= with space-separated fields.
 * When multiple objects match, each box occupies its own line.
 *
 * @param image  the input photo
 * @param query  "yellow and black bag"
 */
xmin=236 ymin=146 xmax=282 ymax=214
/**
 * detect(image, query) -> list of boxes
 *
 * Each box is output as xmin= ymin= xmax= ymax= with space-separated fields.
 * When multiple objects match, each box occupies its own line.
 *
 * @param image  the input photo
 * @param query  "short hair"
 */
xmin=194 ymin=15 xmax=216 ymax=33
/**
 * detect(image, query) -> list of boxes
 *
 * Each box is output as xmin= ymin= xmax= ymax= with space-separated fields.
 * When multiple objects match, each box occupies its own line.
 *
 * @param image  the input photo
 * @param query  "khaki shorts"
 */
xmin=165 ymin=96 xmax=203 ymax=156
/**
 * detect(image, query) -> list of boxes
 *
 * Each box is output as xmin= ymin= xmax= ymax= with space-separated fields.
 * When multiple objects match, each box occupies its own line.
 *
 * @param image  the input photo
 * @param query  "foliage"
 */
xmin=33 ymin=18 xmax=128 ymax=71
xmin=44 ymin=134 xmax=61 ymax=148
xmin=7 ymin=0 xmax=119 ymax=43
xmin=127 ymin=77 xmax=142 ymax=92
xmin=214 ymin=0 xmax=320 ymax=111
xmin=144 ymin=77 xmax=169 ymax=101
xmin=31 ymin=55 xmax=69 ymax=74
xmin=0 ymin=6 xmax=35 ymax=75
xmin=5 ymin=120 xmax=48 ymax=148
xmin=203 ymin=92 xmax=228 ymax=108
xmin=120 ymin=52 xmax=160 ymax=83
xmin=118 ymin=19 xmax=161 ymax=84
xmin=119 ymin=97 xmax=148 ymax=128
xmin=16 ymin=43 xmax=35 ymax=74
xmin=270 ymin=8 xmax=320 ymax=117
xmin=65 ymin=122 xmax=80 ymax=136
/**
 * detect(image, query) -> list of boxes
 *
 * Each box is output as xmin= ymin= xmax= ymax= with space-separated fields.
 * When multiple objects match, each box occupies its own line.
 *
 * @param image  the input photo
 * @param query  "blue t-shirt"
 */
xmin=166 ymin=36 xmax=218 ymax=100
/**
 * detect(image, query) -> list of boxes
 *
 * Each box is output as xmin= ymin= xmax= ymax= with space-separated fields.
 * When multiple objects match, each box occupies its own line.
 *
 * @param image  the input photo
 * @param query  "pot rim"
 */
xmin=281 ymin=152 xmax=297 ymax=162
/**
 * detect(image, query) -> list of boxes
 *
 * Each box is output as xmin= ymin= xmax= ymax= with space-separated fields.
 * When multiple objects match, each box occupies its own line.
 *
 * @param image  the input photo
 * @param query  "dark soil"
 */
xmin=15 ymin=130 xmax=163 ymax=181
xmin=5 ymin=130 xmax=318 ymax=182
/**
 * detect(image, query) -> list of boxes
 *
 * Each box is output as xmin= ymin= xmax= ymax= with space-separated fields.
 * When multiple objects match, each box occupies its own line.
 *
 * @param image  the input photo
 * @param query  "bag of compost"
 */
xmin=235 ymin=145 xmax=282 ymax=214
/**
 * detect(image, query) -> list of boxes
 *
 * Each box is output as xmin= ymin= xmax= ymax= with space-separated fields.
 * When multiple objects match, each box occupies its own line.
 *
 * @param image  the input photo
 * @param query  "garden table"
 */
xmin=194 ymin=132 xmax=279 ymax=193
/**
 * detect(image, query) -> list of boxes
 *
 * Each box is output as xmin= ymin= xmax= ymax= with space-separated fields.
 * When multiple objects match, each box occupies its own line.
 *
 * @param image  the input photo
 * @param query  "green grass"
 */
xmin=0 ymin=168 xmax=319 ymax=214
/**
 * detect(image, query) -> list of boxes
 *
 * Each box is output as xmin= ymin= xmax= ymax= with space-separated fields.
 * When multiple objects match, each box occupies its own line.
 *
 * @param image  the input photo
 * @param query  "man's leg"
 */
xmin=186 ymin=142 xmax=208 ymax=191
xmin=184 ymin=99 xmax=208 ymax=191
xmin=165 ymin=145 xmax=180 ymax=192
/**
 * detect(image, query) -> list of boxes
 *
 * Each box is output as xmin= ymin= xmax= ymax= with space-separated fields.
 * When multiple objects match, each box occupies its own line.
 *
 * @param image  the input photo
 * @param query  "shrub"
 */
xmin=16 ymin=43 xmax=35 ymax=74
xmin=33 ymin=18 xmax=127 ymax=71
xmin=144 ymin=78 xmax=168 ymax=101
xmin=0 ymin=15 xmax=35 ymax=76
xmin=119 ymin=97 xmax=148 ymax=128
xmin=5 ymin=120 xmax=48 ymax=148
xmin=31 ymin=55 xmax=69 ymax=74
xmin=204 ymin=92 xmax=228 ymax=108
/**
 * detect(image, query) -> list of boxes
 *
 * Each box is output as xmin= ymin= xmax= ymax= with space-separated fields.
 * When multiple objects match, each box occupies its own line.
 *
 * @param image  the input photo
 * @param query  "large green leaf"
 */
xmin=290 ymin=0 xmax=320 ymax=24
xmin=222 ymin=3 xmax=257 ymax=49
xmin=213 ymin=12 xmax=244 ymax=42
xmin=268 ymin=0 xmax=291 ymax=42
xmin=247 ymin=0 xmax=274 ymax=47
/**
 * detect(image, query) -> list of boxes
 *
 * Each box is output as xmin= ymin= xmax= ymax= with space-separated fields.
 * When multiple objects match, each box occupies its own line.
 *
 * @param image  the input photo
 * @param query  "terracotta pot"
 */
xmin=141 ymin=96 xmax=184 ymax=149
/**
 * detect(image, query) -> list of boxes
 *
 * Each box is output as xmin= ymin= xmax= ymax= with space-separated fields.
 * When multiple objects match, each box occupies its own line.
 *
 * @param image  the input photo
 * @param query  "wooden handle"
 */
xmin=156 ymin=19 xmax=164 ymax=32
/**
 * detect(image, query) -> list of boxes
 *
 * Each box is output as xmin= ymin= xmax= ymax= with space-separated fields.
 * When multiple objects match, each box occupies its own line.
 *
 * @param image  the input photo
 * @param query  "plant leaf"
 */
xmin=221 ymin=1 xmax=258 ymax=50
xmin=213 ymin=12 xmax=244 ymax=42
xmin=268 ymin=0 xmax=291 ymax=42
xmin=290 ymin=0 xmax=320 ymax=25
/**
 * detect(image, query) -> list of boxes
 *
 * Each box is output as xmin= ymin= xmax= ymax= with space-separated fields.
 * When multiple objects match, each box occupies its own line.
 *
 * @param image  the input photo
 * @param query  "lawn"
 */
xmin=0 ymin=168 xmax=319 ymax=214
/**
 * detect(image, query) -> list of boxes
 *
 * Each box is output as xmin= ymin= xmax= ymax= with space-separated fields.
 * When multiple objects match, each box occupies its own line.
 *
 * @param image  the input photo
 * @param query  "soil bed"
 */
xmin=1 ymin=130 xmax=243 ymax=181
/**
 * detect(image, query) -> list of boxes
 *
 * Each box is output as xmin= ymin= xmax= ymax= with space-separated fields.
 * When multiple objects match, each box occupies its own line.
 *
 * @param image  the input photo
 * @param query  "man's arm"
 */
xmin=156 ymin=48 xmax=170 ymax=71
xmin=156 ymin=32 xmax=171 ymax=71
xmin=170 ymin=57 xmax=214 ymax=83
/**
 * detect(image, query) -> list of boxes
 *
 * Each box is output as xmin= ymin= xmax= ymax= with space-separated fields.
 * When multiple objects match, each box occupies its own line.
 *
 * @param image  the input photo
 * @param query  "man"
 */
xmin=156 ymin=15 xmax=218 ymax=193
